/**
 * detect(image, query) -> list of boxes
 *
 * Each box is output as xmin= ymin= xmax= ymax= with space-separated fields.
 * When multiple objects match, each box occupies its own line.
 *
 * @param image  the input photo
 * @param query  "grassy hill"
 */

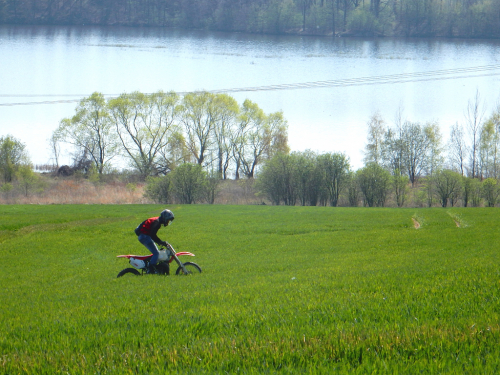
xmin=1 ymin=205 xmax=499 ymax=373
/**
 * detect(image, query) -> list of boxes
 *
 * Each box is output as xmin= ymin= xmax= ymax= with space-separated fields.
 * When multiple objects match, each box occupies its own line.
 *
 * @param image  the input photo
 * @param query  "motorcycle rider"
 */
xmin=135 ymin=209 xmax=174 ymax=274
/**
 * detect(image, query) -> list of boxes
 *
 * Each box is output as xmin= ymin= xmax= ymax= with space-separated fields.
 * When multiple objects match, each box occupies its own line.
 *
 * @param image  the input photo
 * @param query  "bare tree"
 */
xmin=465 ymin=90 xmax=486 ymax=178
xmin=377 ymin=115 xmax=442 ymax=186
xmin=381 ymin=107 xmax=405 ymax=173
xmin=491 ymin=106 xmax=500 ymax=179
xmin=363 ymin=112 xmax=386 ymax=165
xmin=48 ymin=132 xmax=61 ymax=168
xmin=402 ymin=122 xmax=424 ymax=185
xmin=383 ymin=127 xmax=404 ymax=174
xmin=447 ymin=122 xmax=467 ymax=175
xmin=423 ymin=122 xmax=443 ymax=177
xmin=398 ymin=121 xmax=441 ymax=186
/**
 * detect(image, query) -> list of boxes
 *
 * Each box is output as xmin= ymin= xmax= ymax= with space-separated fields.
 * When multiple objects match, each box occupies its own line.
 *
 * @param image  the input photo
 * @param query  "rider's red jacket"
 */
xmin=135 ymin=217 xmax=164 ymax=245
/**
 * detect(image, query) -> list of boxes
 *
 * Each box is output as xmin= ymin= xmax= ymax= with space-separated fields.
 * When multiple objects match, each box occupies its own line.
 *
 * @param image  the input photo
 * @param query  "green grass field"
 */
xmin=0 ymin=205 xmax=499 ymax=374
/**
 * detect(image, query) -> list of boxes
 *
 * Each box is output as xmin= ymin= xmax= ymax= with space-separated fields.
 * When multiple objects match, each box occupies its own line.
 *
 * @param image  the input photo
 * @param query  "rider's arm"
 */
xmin=149 ymin=219 xmax=166 ymax=246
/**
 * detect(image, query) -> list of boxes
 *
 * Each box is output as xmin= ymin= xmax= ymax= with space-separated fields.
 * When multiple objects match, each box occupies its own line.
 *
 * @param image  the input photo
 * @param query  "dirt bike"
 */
xmin=116 ymin=245 xmax=201 ymax=277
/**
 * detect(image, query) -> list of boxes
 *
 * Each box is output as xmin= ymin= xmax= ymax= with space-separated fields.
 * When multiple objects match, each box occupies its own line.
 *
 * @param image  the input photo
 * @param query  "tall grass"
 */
xmin=0 ymin=179 xmax=148 ymax=204
xmin=0 ymin=205 xmax=499 ymax=373
xmin=0 ymin=179 xmax=261 ymax=205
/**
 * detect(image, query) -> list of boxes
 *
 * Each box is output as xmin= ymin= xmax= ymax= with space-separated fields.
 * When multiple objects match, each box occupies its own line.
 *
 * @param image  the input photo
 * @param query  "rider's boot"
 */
xmin=146 ymin=264 xmax=157 ymax=274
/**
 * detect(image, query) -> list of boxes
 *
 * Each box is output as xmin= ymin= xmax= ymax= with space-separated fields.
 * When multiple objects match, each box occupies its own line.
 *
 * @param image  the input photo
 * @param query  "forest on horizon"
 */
xmin=1 ymin=0 xmax=500 ymax=38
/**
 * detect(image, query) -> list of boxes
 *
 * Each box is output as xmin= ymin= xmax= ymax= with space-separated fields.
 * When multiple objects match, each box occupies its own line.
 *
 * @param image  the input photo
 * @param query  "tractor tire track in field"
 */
xmin=410 ymin=212 xmax=468 ymax=230
xmin=412 ymin=218 xmax=421 ymax=229
xmin=411 ymin=214 xmax=423 ymax=229
xmin=447 ymin=211 xmax=467 ymax=228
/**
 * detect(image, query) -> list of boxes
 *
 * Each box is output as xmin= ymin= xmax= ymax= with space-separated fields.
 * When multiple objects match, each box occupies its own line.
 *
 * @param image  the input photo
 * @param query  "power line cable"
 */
xmin=206 ymin=64 xmax=500 ymax=93
xmin=1 ymin=65 xmax=500 ymax=107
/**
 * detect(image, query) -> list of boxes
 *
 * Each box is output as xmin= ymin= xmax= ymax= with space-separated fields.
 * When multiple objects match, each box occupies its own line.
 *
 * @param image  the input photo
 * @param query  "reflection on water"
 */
xmin=1 ymin=25 xmax=500 ymax=168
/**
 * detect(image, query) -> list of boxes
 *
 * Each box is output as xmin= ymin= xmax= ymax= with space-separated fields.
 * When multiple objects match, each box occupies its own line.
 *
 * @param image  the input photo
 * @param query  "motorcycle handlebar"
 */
xmin=160 ymin=243 xmax=175 ymax=254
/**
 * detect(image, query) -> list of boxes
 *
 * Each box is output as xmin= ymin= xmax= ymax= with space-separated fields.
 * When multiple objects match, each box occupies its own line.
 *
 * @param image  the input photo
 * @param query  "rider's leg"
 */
xmin=138 ymin=234 xmax=159 ymax=273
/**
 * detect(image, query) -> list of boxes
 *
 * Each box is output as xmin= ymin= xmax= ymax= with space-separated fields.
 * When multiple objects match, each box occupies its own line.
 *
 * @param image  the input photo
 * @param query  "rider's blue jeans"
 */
xmin=138 ymin=234 xmax=159 ymax=265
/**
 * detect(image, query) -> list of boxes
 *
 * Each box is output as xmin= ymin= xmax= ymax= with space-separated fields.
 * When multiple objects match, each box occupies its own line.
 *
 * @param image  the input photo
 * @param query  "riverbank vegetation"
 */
xmin=1 ymin=0 xmax=500 ymax=38
xmin=1 ymin=205 xmax=499 ymax=373
xmin=257 ymin=92 xmax=500 ymax=208
xmin=1 ymin=90 xmax=499 ymax=207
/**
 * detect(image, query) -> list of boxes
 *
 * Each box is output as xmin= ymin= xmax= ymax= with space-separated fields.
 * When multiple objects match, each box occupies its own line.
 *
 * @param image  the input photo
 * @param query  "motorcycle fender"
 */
xmin=175 ymin=252 xmax=195 ymax=257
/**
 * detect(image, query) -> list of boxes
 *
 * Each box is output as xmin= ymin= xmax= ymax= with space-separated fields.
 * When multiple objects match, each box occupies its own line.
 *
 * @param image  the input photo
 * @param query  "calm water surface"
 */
xmin=1 ymin=25 xmax=500 ymax=168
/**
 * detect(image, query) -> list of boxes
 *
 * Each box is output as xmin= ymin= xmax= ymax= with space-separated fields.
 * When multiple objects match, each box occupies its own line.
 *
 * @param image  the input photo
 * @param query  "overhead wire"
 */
xmin=1 ymin=64 xmax=500 ymax=107
xmin=207 ymin=64 xmax=500 ymax=93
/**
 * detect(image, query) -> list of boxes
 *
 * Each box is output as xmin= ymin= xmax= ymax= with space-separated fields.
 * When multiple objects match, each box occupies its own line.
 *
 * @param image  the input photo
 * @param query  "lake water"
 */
xmin=1 ymin=25 xmax=500 ymax=170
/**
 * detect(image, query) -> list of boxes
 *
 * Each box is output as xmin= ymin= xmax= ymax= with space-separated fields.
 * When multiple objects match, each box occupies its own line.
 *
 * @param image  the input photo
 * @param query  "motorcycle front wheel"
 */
xmin=117 ymin=268 xmax=142 ymax=277
xmin=175 ymin=262 xmax=202 ymax=275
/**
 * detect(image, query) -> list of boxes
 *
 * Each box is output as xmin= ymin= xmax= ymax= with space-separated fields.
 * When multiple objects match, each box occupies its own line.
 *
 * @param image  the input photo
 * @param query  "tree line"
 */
xmin=257 ymin=151 xmax=500 ymax=208
xmin=2 ymin=0 xmax=500 ymax=38
xmin=1 ymin=90 xmax=499 ymax=206
xmin=52 ymin=91 xmax=288 ymax=179
xmin=257 ymin=91 xmax=500 ymax=207
xmin=0 ymin=90 xmax=287 ymax=200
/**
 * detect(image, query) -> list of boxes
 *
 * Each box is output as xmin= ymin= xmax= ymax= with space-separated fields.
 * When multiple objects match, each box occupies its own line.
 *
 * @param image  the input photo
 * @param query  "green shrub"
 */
xmin=482 ymin=178 xmax=499 ymax=207
xmin=144 ymin=175 xmax=172 ymax=203
xmin=171 ymin=163 xmax=207 ymax=204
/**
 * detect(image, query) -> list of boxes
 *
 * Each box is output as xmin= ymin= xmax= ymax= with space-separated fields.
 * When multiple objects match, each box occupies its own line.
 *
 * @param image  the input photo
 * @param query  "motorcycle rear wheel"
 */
xmin=117 ymin=268 xmax=142 ymax=277
xmin=175 ymin=262 xmax=202 ymax=275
